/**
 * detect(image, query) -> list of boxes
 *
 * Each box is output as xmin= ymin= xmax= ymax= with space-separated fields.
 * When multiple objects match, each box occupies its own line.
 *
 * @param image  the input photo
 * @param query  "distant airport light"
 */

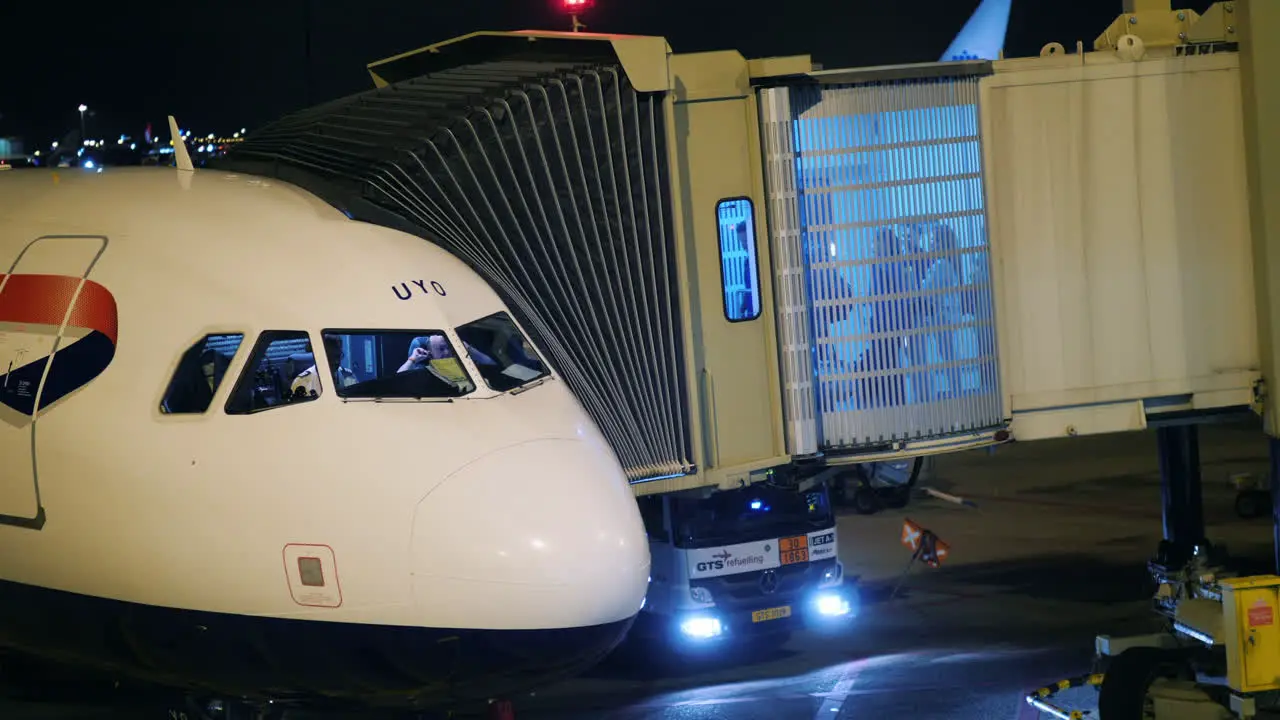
xmin=559 ymin=0 xmax=593 ymax=32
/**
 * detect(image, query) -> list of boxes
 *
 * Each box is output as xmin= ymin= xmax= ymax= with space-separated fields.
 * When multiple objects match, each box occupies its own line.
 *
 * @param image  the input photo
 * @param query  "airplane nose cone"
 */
xmin=409 ymin=438 xmax=650 ymax=630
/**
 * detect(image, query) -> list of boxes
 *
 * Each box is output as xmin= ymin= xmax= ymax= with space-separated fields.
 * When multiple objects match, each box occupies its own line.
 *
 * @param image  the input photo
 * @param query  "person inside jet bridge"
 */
xmin=855 ymin=227 xmax=912 ymax=408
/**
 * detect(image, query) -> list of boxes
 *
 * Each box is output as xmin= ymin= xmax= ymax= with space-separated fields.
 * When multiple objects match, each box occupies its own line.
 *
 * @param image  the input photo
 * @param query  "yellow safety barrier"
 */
xmin=1023 ymin=673 xmax=1104 ymax=719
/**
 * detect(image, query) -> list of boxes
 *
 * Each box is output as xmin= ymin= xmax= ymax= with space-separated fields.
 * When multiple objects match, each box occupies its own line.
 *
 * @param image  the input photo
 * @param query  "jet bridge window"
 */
xmin=320 ymin=329 xmax=475 ymax=399
xmin=225 ymin=331 xmax=322 ymax=415
xmin=716 ymin=198 xmax=762 ymax=322
xmin=160 ymin=333 xmax=245 ymax=414
xmin=455 ymin=312 xmax=549 ymax=392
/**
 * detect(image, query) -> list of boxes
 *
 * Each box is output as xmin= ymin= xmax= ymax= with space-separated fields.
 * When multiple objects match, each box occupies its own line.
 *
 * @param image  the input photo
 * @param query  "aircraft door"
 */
xmin=0 ymin=236 xmax=112 ymax=530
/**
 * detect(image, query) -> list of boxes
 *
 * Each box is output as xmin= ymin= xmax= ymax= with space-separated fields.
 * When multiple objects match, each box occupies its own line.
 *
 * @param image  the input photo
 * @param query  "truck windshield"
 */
xmin=671 ymin=483 xmax=834 ymax=549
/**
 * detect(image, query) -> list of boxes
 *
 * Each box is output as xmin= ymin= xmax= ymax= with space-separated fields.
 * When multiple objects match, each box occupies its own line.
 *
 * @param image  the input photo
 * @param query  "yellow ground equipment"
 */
xmin=1086 ymin=574 xmax=1280 ymax=718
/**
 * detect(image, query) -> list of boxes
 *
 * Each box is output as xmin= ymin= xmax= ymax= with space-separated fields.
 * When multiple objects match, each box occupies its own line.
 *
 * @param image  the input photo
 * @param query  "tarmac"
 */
xmin=516 ymin=418 xmax=1276 ymax=719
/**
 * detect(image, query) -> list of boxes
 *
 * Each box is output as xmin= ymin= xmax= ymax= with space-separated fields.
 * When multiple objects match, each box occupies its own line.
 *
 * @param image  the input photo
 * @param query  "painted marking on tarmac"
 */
xmin=813 ymin=658 xmax=867 ymax=720
xmin=814 ymin=677 xmax=856 ymax=717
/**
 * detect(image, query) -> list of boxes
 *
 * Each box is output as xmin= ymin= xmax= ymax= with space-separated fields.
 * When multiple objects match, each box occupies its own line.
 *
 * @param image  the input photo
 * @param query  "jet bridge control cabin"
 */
xmin=219 ymin=5 xmax=1258 ymax=499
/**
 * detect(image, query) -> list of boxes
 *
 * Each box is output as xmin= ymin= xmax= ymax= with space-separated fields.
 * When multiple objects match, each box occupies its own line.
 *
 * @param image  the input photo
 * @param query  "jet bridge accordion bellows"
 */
xmin=220 ymin=58 xmax=694 ymax=483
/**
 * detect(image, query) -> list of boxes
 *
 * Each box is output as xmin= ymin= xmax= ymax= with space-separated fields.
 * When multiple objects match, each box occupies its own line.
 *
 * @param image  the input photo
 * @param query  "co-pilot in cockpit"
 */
xmin=299 ymin=329 xmax=477 ymax=400
xmin=397 ymin=334 xmax=489 ymax=393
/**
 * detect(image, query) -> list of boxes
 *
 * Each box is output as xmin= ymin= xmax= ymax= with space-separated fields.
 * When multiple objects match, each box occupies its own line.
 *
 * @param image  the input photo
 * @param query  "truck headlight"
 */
xmin=815 ymin=592 xmax=851 ymax=617
xmin=690 ymin=585 xmax=713 ymax=604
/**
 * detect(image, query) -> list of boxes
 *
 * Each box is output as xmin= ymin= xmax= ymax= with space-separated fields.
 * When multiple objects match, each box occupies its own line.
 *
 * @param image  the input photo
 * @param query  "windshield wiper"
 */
xmin=340 ymin=396 xmax=456 ymax=403
xmin=510 ymin=376 xmax=552 ymax=396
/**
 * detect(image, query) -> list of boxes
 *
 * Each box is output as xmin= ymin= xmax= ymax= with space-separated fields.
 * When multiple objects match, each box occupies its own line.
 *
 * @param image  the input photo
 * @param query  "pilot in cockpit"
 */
xmin=397 ymin=334 xmax=487 ymax=390
xmin=292 ymin=334 xmax=359 ymax=399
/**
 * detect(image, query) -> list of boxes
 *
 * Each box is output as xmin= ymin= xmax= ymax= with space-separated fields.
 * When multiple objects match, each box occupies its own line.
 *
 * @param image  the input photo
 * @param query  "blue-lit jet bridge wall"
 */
xmin=221 ymin=59 xmax=694 ymax=483
xmin=759 ymin=69 xmax=1002 ymax=455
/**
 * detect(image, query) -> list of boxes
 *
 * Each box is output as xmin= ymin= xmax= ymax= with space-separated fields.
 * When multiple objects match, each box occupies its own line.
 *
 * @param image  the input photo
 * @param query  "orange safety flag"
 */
xmin=926 ymin=538 xmax=951 ymax=568
xmin=901 ymin=519 xmax=922 ymax=552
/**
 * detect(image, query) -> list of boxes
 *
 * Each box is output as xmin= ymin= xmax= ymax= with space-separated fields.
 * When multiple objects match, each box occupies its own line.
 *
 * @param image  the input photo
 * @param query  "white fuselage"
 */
xmin=0 ymin=167 xmax=650 ymax=708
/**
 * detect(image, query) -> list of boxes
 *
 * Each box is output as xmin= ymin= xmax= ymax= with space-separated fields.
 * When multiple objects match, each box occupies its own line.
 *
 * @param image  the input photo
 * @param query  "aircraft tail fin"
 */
xmin=167 ymin=115 xmax=194 ymax=172
xmin=940 ymin=0 xmax=1013 ymax=62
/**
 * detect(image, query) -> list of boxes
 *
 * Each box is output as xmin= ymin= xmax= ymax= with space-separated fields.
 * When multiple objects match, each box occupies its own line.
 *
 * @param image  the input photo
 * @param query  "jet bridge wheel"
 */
xmin=850 ymin=485 xmax=883 ymax=515
xmin=833 ymin=458 xmax=923 ymax=515
xmin=1235 ymin=489 xmax=1271 ymax=519
xmin=1097 ymin=646 xmax=1195 ymax=719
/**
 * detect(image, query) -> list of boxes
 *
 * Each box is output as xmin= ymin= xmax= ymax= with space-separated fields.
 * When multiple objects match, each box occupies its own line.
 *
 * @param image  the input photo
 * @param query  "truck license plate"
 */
xmin=752 ymin=606 xmax=792 ymax=623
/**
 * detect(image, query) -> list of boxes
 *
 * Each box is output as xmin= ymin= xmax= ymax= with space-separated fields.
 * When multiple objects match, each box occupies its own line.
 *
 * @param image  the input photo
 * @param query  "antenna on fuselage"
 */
xmin=167 ymin=115 xmax=194 ymax=173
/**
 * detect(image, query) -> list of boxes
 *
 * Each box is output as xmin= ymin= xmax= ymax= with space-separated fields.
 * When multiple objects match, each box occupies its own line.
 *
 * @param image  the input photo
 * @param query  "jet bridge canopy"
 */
xmin=219 ymin=32 xmax=695 ymax=484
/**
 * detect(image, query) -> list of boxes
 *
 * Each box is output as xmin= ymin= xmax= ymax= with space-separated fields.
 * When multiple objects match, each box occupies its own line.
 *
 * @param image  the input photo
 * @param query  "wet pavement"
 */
xmin=4 ymin=420 xmax=1276 ymax=719
xmin=516 ymin=563 xmax=1152 ymax=719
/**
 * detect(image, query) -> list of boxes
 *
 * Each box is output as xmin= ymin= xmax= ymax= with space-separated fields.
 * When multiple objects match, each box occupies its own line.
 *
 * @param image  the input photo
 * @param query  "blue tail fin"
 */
xmin=940 ymin=0 xmax=1013 ymax=62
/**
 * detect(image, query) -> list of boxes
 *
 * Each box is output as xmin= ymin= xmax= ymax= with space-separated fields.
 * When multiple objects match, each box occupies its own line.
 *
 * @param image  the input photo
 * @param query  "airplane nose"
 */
xmin=408 ymin=438 xmax=650 ymax=630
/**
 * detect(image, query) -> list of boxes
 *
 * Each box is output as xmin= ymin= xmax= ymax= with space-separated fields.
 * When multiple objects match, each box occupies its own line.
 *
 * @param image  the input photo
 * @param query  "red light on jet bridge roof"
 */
xmin=561 ymin=0 xmax=595 ymax=11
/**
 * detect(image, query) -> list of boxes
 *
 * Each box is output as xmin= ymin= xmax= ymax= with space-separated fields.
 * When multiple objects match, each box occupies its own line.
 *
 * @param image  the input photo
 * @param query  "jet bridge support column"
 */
xmin=1239 ymin=0 xmax=1280 ymax=574
xmin=1156 ymin=425 xmax=1205 ymax=568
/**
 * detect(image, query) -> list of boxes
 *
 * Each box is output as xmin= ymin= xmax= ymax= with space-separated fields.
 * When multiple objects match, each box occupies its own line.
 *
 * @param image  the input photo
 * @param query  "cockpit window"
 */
xmin=454 ymin=312 xmax=550 ymax=392
xmin=320 ymin=329 xmax=475 ymax=400
xmin=225 ymin=330 xmax=321 ymax=415
xmin=160 ymin=333 xmax=244 ymax=414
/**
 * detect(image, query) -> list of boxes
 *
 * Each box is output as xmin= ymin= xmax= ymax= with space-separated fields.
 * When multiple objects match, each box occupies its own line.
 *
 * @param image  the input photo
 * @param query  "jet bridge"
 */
xmin=220 ymin=2 xmax=1263 ymax=498
xmin=758 ymin=14 xmax=1258 ymax=453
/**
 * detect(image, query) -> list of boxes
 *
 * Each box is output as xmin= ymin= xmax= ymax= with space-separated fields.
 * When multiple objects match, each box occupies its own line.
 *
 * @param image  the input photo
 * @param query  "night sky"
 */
xmin=2 ymin=0 xmax=1216 ymax=145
